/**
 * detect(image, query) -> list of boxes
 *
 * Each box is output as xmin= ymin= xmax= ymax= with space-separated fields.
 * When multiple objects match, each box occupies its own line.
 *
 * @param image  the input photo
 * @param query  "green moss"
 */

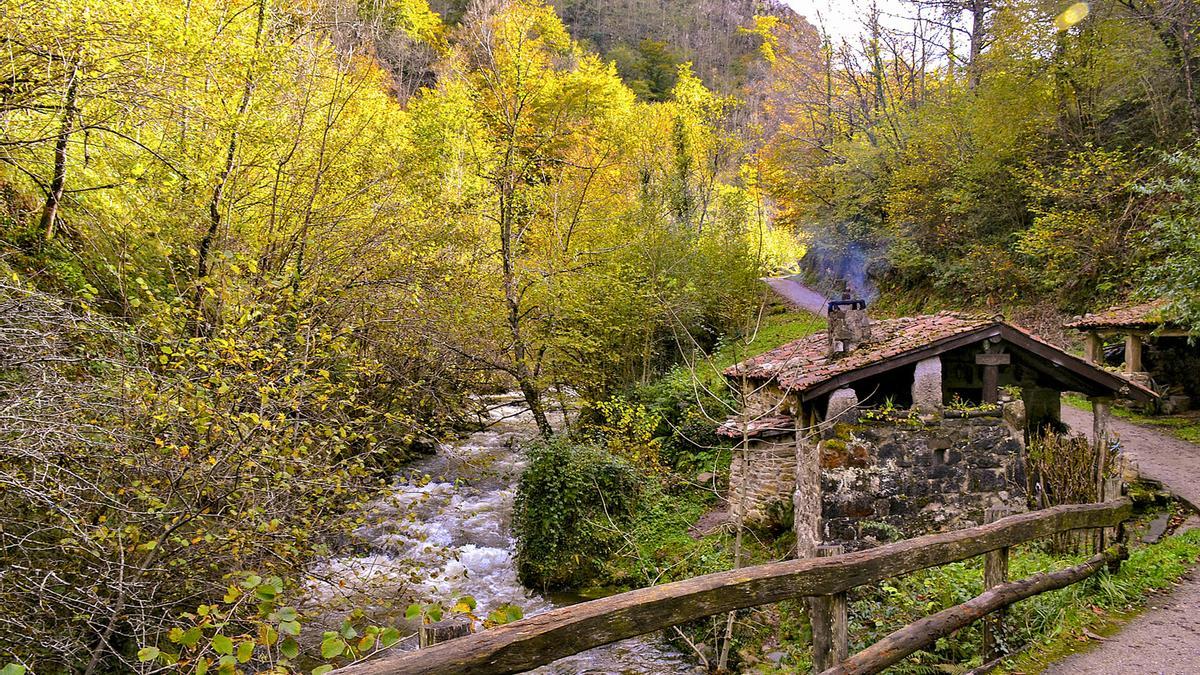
xmin=831 ymin=422 xmax=860 ymax=440
xmin=820 ymin=438 xmax=847 ymax=453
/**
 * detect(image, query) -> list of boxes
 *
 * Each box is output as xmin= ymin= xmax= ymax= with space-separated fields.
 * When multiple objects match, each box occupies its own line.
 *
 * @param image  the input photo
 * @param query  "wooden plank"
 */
xmin=335 ymin=500 xmax=1131 ymax=675
xmin=975 ymin=353 xmax=1011 ymax=366
xmin=821 ymin=547 xmax=1126 ymax=675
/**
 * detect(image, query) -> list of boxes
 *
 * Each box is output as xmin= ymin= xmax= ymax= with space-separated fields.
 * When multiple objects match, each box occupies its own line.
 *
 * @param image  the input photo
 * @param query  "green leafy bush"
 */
xmin=513 ymin=439 xmax=641 ymax=590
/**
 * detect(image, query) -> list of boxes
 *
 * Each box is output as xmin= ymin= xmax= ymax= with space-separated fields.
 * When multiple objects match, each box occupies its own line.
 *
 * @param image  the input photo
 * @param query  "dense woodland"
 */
xmin=2 ymin=0 xmax=1200 ymax=672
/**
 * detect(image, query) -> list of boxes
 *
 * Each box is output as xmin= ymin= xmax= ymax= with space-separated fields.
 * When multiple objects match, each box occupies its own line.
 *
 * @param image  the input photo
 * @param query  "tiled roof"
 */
xmin=725 ymin=311 xmax=1158 ymax=402
xmin=715 ymin=415 xmax=795 ymax=439
xmin=723 ymin=312 xmax=996 ymax=393
xmin=1064 ymin=300 xmax=1174 ymax=330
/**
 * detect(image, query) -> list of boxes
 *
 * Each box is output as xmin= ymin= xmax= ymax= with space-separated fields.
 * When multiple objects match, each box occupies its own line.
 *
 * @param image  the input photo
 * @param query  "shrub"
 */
xmin=0 ymin=284 xmax=394 ymax=672
xmin=1026 ymin=429 xmax=1105 ymax=508
xmin=513 ymin=439 xmax=640 ymax=590
xmin=587 ymin=396 xmax=665 ymax=472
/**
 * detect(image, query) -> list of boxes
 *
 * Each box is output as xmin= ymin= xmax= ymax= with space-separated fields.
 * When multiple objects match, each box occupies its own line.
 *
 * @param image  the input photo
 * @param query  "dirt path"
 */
xmin=1042 ymin=404 xmax=1200 ymax=674
xmin=1042 ymin=567 xmax=1200 ymax=675
xmin=1061 ymin=405 xmax=1200 ymax=510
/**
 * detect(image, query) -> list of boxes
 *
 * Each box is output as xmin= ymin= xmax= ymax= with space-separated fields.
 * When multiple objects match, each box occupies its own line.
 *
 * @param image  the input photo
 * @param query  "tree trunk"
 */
xmin=966 ymin=0 xmax=988 ymax=89
xmin=193 ymin=0 xmax=266 ymax=330
xmin=40 ymin=64 xmax=79 ymax=242
xmin=499 ymin=188 xmax=553 ymax=438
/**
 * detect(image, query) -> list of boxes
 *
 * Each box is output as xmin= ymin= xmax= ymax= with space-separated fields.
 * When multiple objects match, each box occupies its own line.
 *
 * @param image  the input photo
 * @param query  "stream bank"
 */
xmin=311 ymin=395 xmax=699 ymax=673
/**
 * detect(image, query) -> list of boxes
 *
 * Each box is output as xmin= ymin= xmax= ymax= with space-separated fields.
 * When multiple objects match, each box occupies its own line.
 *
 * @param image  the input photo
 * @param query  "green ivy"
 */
xmin=513 ymin=439 xmax=641 ymax=590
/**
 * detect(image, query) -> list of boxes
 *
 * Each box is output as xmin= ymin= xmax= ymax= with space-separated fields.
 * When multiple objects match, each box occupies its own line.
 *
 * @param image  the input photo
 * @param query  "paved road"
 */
xmin=1061 ymin=405 xmax=1200 ymax=510
xmin=1043 ymin=405 xmax=1200 ymax=674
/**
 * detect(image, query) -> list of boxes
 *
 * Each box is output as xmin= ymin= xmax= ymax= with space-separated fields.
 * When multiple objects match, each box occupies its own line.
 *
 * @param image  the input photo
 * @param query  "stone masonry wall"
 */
xmin=730 ymin=436 xmax=798 ymax=525
xmin=818 ymin=412 xmax=1026 ymax=549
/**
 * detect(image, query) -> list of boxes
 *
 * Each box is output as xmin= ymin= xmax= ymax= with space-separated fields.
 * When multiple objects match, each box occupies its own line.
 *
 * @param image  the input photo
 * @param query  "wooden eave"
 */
xmin=994 ymin=325 xmax=1154 ymax=402
xmin=1083 ymin=326 xmax=1193 ymax=338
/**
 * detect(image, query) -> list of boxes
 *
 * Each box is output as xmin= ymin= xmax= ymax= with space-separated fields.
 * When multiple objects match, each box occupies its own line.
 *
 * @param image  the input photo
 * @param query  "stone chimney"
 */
xmin=827 ymin=293 xmax=871 ymax=357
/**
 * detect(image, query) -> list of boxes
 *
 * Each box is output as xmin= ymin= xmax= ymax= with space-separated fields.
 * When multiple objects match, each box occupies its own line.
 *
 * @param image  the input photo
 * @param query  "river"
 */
xmin=310 ymin=395 xmax=698 ymax=673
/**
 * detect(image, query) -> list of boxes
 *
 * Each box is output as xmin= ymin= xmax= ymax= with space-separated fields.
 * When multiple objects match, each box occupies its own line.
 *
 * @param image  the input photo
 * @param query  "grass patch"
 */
xmin=1064 ymin=394 xmax=1200 ymax=444
xmin=652 ymin=310 xmax=825 ymax=400
xmin=603 ymin=479 xmax=731 ymax=588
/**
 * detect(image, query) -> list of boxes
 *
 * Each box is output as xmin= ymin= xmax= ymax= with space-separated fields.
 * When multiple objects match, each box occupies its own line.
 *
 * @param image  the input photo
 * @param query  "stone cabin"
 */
xmin=1067 ymin=300 xmax=1199 ymax=413
xmin=718 ymin=303 xmax=1154 ymax=554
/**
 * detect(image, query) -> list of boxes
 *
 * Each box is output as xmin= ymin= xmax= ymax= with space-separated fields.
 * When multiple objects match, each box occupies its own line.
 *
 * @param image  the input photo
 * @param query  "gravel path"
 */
xmin=1061 ymin=405 xmax=1200 ymax=510
xmin=1042 ymin=404 xmax=1200 ymax=674
xmin=1042 ymin=568 xmax=1200 ymax=675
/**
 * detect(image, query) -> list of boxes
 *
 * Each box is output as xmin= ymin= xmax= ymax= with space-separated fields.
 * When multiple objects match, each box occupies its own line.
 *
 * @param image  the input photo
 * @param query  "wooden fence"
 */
xmin=336 ymin=498 xmax=1133 ymax=675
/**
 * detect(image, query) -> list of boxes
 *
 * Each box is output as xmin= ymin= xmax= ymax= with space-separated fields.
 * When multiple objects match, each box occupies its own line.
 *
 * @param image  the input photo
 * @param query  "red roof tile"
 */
xmin=724 ymin=312 xmax=995 ymax=393
xmin=1064 ymin=300 xmax=1174 ymax=330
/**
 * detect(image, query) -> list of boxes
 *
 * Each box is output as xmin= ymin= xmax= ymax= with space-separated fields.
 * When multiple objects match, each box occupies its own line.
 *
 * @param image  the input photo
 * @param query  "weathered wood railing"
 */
xmin=336 ymin=498 xmax=1132 ymax=675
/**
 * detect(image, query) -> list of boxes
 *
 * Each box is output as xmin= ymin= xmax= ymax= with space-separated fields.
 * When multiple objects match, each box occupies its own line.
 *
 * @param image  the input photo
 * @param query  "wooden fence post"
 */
xmin=1101 ymin=474 xmax=1123 ymax=561
xmin=811 ymin=544 xmax=847 ymax=672
xmin=420 ymin=617 xmax=471 ymax=648
xmin=981 ymin=507 xmax=1010 ymax=662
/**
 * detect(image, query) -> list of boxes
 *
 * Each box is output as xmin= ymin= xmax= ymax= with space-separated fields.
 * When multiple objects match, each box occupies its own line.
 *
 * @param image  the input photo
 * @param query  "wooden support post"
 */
xmin=975 ymin=353 xmax=1009 ymax=405
xmin=1083 ymin=332 xmax=1103 ymax=365
xmin=1091 ymin=397 xmax=1112 ymax=554
xmin=981 ymin=507 xmax=1011 ymax=662
xmin=982 ymin=366 xmax=999 ymax=404
xmin=1125 ymin=333 xmax=1143 ymax=374
xmin=1091 ymin=398 xmax=1110 ymax=485
xmin=811 ymin=544 xmax=846 ymax=672
xmin=829 ymin=545 xmax=849 ymax=666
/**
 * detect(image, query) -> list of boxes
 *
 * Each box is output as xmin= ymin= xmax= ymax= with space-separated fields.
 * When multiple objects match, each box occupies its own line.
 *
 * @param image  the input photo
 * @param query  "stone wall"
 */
xmin=817 ymin=411 xmax=1026 ymax=548
xmin=729 ymin=436 xmax=798 ymax=525
xmin=741 ymin=382 xmax=796 ymax=418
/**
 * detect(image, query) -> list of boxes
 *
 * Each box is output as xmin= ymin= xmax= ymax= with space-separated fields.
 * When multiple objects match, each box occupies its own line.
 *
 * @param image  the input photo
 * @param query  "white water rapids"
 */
xmin=309 ymin=396 xmax=699 ymax=673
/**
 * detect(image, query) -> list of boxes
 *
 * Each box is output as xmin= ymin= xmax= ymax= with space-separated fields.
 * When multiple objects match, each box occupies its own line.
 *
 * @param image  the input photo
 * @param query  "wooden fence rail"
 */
xmin=821 ymin=546 xmax=1126 ymax=675
xmin=336 ymin=499 xmax=1132 ymax=675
